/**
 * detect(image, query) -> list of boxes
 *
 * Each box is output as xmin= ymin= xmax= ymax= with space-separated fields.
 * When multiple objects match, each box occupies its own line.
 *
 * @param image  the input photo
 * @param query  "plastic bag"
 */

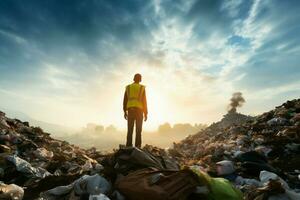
xmin=260 ymin=171 xmax=300 ymax=200
xmin=6 ymin=155 xmax=51 ymax=178
xmin=73 ymin=174 xmax=111 ymax=195
xmin=41 ymin=174 xmax=111 ymax=199
xmin=89 ymin=194 xmax=110 ymax=200
xmin=0 ymin=182 xmax=24 ymax=200
xmin=267 ymin=117 xmax=288 ymax=126
xmin=191 ymin=168 xmax=243 ymax=200
xmin=216 ymin=160 xmax=235 ymax=175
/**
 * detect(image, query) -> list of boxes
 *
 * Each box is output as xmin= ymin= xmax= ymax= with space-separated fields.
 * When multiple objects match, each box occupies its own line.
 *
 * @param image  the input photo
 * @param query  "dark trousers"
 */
xmin=126 ymin=107 xmax=143 ymax=148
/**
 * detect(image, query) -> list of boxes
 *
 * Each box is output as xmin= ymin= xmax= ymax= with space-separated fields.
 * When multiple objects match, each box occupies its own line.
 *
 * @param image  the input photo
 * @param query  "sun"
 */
xmin=123 ymin=64 xmax=177 ymax=130
xmin=145 ymin=87 xmax=172 ymax=130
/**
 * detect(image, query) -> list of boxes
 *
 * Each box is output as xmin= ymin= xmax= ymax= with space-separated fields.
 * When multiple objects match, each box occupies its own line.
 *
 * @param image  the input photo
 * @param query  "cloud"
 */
xmin=0 ymin=0 xmax=158 ymax=83
xmin=221 ymin=0 xmax=243 ymax=18
xmin=228 ymin=0 xmax=300 ymax=92
xmin=0 ymin=0 xmax=299 ymax=128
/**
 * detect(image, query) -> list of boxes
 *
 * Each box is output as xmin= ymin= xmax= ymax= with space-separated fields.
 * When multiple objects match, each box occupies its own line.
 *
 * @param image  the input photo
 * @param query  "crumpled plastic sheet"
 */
xmin=267 ymin=117 xmax=288 ymax=126
xmin=33 ymin=148 xmax=54 ymax=160
xmin=0 ymin=182 xmax=24 ymax=200
xmin=89 ymin=194 xmax=110 ymax=200
xmin=216 ymin=160 xmax=235 ymax=175
xmin=6 ymin=155 xmax=51 ymax=179
xmin=259 ymin=170 xmax=300 ymax=200
xmin=234 ymin=176 xmax=262 ymax=188
xmin=42 ymin=174 xmax=111 ymax=198
xmin=74 ymin=174 xmax=111 ymax=195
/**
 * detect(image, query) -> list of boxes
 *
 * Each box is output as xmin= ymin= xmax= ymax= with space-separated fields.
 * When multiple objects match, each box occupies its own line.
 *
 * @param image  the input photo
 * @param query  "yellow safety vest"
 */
xmin=126 ymin=83 xmax=145 ymax=109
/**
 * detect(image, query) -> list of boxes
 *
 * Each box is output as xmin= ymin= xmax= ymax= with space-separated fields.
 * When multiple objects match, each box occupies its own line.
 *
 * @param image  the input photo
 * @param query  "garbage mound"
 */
xmin=1 ymin=98 xmax=300 ymax=200
xmin=0 ymin=111 xmax=106 ymax=199
xmin=210 ymin=111 xmax=254 ymax=129
xmin=170 ymin=99 xmax=300 ymax=198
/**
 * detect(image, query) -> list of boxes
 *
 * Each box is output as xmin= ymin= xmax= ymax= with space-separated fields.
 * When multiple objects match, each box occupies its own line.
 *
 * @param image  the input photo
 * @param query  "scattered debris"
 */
xmin=1 ymin=98 xmax=300 ymax=199
xmin=170 ymin=99 xmax=300 ymax=198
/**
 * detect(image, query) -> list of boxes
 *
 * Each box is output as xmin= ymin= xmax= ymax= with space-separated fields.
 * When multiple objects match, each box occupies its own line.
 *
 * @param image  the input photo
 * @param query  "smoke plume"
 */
xmin=228 ymin=92 xmax=245 ymax=113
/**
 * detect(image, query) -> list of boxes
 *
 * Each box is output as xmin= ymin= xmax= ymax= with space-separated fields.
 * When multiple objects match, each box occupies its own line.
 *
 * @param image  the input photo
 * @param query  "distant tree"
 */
xmin=173 ymin=123 xmax=194 ymax=133
xmin=95 ymin=125 xmax=104 ymax=132
xmin=105 ymin=125 xmax=118 ymax=133
xmin=157 ymin=122 xmax=207 ymax=136
xmin=158 ymin=123 xmax=172 ymax=133
xmin=86 ymin=123 xmax=97 ymax=130
xmin=194 ymin=123 xmax=208 ymax=130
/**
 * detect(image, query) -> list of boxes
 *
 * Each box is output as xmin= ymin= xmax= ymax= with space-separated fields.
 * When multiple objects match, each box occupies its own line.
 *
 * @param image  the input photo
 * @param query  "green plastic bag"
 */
xmin=207 ymin=177 xmax=243 ymax=200
xmin=191 ymin=168 xmax=243 ymax=200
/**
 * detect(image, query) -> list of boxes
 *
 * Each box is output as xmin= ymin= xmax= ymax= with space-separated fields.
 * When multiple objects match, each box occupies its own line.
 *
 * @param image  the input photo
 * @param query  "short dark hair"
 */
xmin=133 ymin=73 xmax=142 ymax=82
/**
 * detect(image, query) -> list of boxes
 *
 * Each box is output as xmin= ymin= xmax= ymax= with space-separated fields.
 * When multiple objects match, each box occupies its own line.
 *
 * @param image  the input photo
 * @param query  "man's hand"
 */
xmin=124 ymin=112 xmax=128 ymax=120
xmin=144 ymin=114 xmax=148 ymax=122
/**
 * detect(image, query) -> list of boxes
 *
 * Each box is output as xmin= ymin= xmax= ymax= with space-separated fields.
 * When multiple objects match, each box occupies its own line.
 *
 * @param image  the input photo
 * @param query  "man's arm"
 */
xmin=123 ymin=90 xmax=128 ymax=119
xmin=143 ymin=90 xmax=148 ymax=121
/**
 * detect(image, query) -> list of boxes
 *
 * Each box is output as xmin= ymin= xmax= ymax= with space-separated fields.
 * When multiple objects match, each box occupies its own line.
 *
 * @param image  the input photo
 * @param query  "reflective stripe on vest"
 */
xmin=126 ymin=83 xmax=145 ymax=109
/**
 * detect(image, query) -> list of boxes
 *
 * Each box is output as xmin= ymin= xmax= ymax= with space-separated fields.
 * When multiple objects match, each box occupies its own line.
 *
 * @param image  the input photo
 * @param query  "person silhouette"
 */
xmin=123 ymin=73 xmax=148 ymax=148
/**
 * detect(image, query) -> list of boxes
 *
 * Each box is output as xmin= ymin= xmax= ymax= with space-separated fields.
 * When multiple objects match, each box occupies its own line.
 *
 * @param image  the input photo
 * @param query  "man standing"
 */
xmin=123 ymin=73 xmax=148 ymax=148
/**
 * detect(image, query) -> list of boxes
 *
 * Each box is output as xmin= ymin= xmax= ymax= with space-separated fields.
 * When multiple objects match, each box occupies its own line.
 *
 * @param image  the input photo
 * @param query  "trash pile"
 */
xmin=209 ymin=92 xmax=253 ymax=129
xmin=209 ymin=111 xmax=253 ymax=130
xmin=0 ymin=111 xmax=106 ymax=199
xmin=1 ymin=98 xmax=300 ymax=199
xmin=0 ymin=110 xmax=243 ymax=200
xmin=170 ymin=99 xmax=300 ymax=199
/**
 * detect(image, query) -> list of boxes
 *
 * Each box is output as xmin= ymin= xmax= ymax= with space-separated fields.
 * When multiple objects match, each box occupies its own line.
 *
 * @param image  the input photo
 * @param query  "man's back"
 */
xmin=123 ymin=83 xmax=147 ymax=118
xmin=123 ymin=74 xmax=147 ymax=148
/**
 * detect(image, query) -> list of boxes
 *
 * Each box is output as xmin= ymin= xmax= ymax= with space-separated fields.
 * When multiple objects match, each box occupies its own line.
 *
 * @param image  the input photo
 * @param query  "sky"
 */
xmin=0 ymin=0 xmax=300 ymax=131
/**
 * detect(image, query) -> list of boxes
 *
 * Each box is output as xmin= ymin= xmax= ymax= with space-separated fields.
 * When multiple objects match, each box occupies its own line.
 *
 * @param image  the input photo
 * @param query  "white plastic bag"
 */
xmin=216 ymin=160 xmax=235 ymax=175
xmin=89 ymin=194 xmax=110 ymax=200
xmin=0 ymin=183 xmax=24 ymax=200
